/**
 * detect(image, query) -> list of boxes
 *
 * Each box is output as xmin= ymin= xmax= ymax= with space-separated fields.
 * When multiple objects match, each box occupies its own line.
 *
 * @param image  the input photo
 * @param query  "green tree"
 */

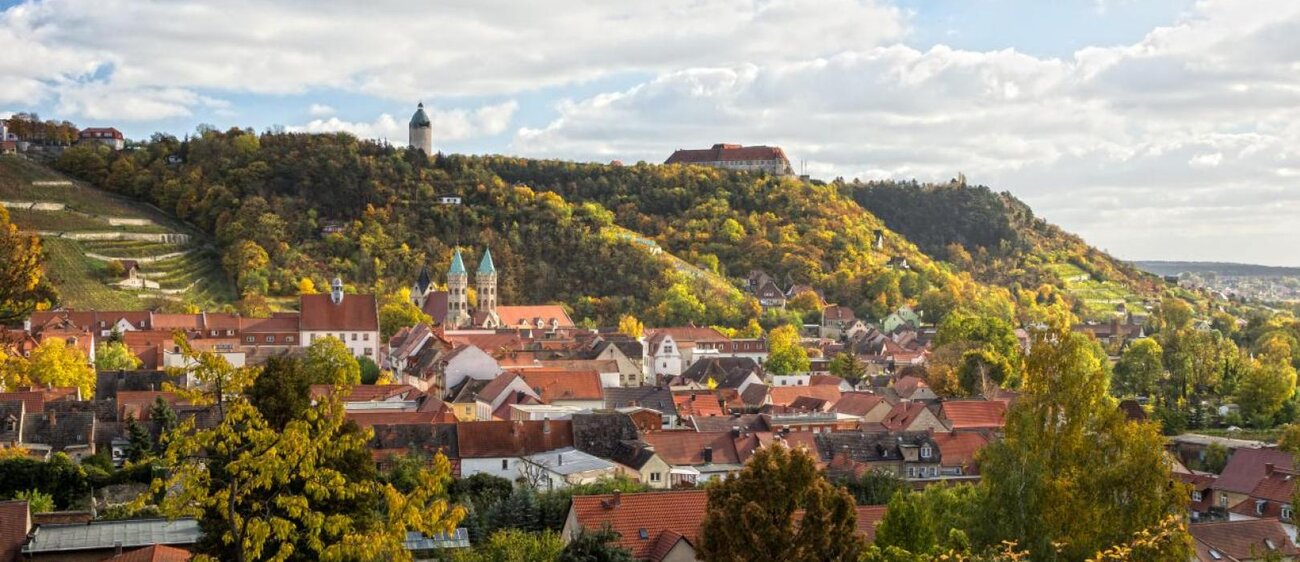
xmin=125 ymin=415 xmax=153 ymax=463
xmin=874 ymin=490 xmax=937 ymax=554
xmin=652 ymin=281 xmax=706 ymax=326
xmin=27 ymin=338 xmax=96 ymax=398
xmin=453 ymin=529 xmax=563 ymax=562
xmin=765 ymin=324 xmax=810 ymax=377
xmin=14 ymin=489 xmax=54 ymax=514
xmin=843 ymin=469 xmax=906 ymax=505
xmin=245 ymin=353 xmax=311 ymax=430
xmin=95 ymin=341 xmax=142 ymax=371
xmin=304 ymin=336 xmax=362 ymax=385
xmin=1160 ymin=297 xmax=1194 ymax=331
xmin=358 ymin=356 xmax=381 ymax=385
xmin=379 ymin=288 xmax=432 ymax=341
xmin=144 ymin=392 xmax=465 ymax=562
xmin=1237 ymin=340 xmax=1298 ymax=425
xmin=1113 ymin=338 xmax=1164 ymax=397
xmin=698 ymin=444 xmax=862 ymax=562
xmin=977 ymin=329 xmax=1192 ymax=560
xmin=1202 ymin=443 xmax=1229 ymax=474
xmin=558 ymin=527 xmax=634 ymax=562
xmin=828 ymin=352 xmax=867 ymax=386
xmin=0 ymin=208 xmax=54 ymax=325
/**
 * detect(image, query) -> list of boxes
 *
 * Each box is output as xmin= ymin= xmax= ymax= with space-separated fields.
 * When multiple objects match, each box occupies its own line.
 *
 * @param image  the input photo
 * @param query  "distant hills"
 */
xmin=1133 ymin=261 xmax=1300 ymax=278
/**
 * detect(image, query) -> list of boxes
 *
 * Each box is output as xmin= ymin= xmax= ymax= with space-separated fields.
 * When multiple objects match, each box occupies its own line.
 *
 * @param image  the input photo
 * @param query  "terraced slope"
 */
xmin=0 ymin=156 xmax=235 ymax=309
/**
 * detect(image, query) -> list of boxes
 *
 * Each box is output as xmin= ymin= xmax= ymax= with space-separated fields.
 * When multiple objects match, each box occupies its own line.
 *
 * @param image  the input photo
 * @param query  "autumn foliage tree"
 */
xmin=0 ymin=208 xmax=53 ymax=324
xmin=698 ymin=444 xmax=862 ymax=562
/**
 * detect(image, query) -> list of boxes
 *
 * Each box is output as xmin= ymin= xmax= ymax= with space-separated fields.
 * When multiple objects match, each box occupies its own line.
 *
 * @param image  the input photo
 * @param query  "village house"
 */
xmin=298 ymin=278 xmax=380 ymax=360
xmin=820 ymin=305 xmax=859 ymax=341
xmin=833 ymin=392 xmax=894 ymax=424
xmin=563 ymin=490 xmax=709 ymax=562
xmin=456 ymin=419 xmax=576 ymax=483
xmin=1212 ymin=448 xmax=1295 ymax=518
xmin=818 ymin=430 xmax=943 ymax=482
xmin=77 ymin=127 xmax=126 ymax=150
xmin=1190 ymin=519 xmax=1300 ymax=561
xmin=572 ymin=412 xmax=673 ymax=489
xmin=878 ymin=402 xmax=949 ymax=433
xmin=605 ymin=386 xmax=680 ymax=428
xmin=938 ymin=400 xmax=1007 ymax=431
xmin=641 ymin=430 xmax=743 ymax=485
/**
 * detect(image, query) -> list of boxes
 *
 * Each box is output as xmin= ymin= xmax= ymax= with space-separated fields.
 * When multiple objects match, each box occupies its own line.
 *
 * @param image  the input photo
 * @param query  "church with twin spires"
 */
xmin=411 ymin=247 xmax=574 ymax=331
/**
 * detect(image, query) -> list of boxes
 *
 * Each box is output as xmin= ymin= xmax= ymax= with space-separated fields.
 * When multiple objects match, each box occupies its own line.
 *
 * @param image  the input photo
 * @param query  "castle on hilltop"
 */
xmin=409 ymin=102 xmax=434 ymax=156
xmin=412 ymin=248 xmax=574 ymax=331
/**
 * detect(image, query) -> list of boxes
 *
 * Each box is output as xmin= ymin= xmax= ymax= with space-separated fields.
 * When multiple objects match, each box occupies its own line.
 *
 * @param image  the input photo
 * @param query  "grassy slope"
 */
xmin=0 ymin=156 xmax=236 ymax=309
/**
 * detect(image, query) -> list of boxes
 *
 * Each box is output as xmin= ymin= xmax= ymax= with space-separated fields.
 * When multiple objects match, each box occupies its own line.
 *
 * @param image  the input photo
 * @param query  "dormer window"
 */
xmin=1257 ymin=500 xmax=1267 ymax=515
xmin=1283 ymin=506 xmax=1293 ymax=521
xmin=1192 ymin=491 xmax=1202 ymax=502
xmin=920 ymin=445 xmax=932 ymax=458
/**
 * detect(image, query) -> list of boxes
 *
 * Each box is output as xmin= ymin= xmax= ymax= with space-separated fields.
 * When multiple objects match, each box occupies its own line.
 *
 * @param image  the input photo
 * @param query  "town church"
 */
xmin=412 ymin=248 xmax=574 ymax=331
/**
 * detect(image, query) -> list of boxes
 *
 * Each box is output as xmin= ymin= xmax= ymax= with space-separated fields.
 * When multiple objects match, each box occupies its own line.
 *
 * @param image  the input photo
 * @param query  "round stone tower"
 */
xmin=409 ymin=102 xmax=433 ymax=156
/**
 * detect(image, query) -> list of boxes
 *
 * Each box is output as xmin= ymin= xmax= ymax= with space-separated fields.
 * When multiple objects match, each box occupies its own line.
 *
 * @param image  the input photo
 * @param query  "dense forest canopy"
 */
xmin=53 ymin=130 xmax=1012 ymax=326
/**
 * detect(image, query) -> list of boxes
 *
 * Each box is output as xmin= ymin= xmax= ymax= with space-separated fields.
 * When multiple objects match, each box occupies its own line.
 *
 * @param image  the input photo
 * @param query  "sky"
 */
xmin=3 ymin=0 xmax=1298 ymax=266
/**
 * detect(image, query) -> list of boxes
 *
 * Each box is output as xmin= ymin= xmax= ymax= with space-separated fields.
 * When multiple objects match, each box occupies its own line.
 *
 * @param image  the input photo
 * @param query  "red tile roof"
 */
xmin=857 ymin=505 xmax=888 ymax=544
xmin=769 ymin=385 xmax=842 ymax=408
xmin=100 ymin=544 xmax=193 ymax=562
xmin=515 ymin=369 xmax=604 ymax=402
xmin=893 ymin=375 xmax=929 ymax=397
xmin=239 ymin=316 xmax=300 ymax=333
xmin=833 ymin=393 xmax=886 ymax=417
xmin=1214 ymin=448 xmax=1295 ymax=495
xmin=930 ymin=431 xmax=991 ymax=471
xmin=346 ymin=410 xmax=452 ymax=428
xmin=646 ymin=326 xmax=730 ymax=344
xmin=1190 ymin=519 xmax=1300 ymax=561
xmin=939 ymin=400 xmax=1007 ymax=430
xmin=568 ymin=490 xmax=708 ymax=560
xmin=673 ymin=393 xmax=725 ymax=418
xmin=456 ymin=420 xmax=573 ymax=458
xmin=298 ymin=293 xmax=379 ymax=332
xmin=642 ymin=431 xmax=741 ymax=466
xmin=0 ymin=391 xmax=45 ymax=414
xmin=0 ymin=501 xmax=29 ymax=562
xmin=880 ymin=402 xmax=934 ymax=431
xmin=310 ymin=384 xmax=423 ymax=403
xmin=117 ymin=391 xmax=182 ymax=421
xmin=665 ymin=144 xmax=788 ymax=165
xmin=495 ymin=305 xmax=575 ymax=329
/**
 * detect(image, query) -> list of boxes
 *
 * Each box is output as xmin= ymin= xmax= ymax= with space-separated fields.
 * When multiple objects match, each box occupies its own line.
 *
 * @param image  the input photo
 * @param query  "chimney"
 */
xmin=48 ymin=411 xmax=56 ymax=427
xmin=731 ymin=426 xmax=740 ymax=438
xmin=702 ymin=446 xmax=713 ymax=464
xmin=543 ymin=417 xmax=551 ymax=434
xmin=1266 ymin=463 xmax=1275 ymax=476
xmin=612 ymin=489 xmax=621 ymax=507
xmin=558 ymin=453 xmax=564 ymax=466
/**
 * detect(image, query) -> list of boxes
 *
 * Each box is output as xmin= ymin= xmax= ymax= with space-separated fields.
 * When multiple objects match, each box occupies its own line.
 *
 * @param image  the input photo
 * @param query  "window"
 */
xmin=921 ymin=445 xmax=932 ymax=458
xmin=1257 ymin=500 xmax=1267 ymax=515
xmin=650 ymin=472 xmax=661 ymax=482
xmin=351 ymin=333 xmax=357 ymax=341
xmin=1192 ymin=491 xmax=1202 ymax=502
xmin=364 ymin=348 xmax=373 ymax=356
xmin=1283 ymin=506 xmax=1294 ymax=521
xmin=1220 ymin=494 xmax=1228 ymax=507
xmin=245 ymin=336 xmax=254 ymax=343
xmin=265 ymin=335 xmax=274 ymax=343
xmin=363 ymin=333 xmax=370 ymax=341
xmin=906 ymin=467 xmax=915 ymax=478
xmin=286 ymin=336 xmax=295 ymax=343
xmin=501 ymin=459 xmax=509 ymax=470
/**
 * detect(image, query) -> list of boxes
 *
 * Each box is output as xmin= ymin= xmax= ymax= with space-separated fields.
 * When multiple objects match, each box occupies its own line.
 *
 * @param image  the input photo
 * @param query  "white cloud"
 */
xmin=511 ymin=0 xmax=1300 ymax=265
xmin=308 ymin=103 xmax=335 ymax=117
xmin=288 ymin=100 xmax=518 ymax=144
xmin=0 ymin=0 xmax=905 ymax=119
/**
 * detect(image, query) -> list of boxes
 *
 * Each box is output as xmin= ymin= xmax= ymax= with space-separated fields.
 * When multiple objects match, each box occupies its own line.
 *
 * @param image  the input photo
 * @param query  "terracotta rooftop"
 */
xmin=857 ymin=505 xmax=888 ymax=544
xmin=515 ymin=369 xmax=604 ymax=402
xmin=568 ymin=490 xmax=708 ymax=560
xmin=101 ymin=544 xmax=194 ymax=562
xmin=1214 ymin=447 xmax=1295 ymax=495
xmin=939 ymin=400 xmax=1006 ymax=430
xmin=642 ymin=431 xmax=741 ymax=466
xmin=930 ymin=431 xmax=991 ymax=471
xmin=1190 ymin=519 xmax=1300 ymax=561
xmin=298 ymin=293 xmax=378 ymax=332
xmin=665 ymin=144 xmax=789 ymax=166
xmin=0 ymin=500 xmax=30 ymax=562
xmin=834 ymin=393 xmax=887 ymax=417
xmin=456 ymin=420 xmax=573 ymax=458
xmin=769 ymin=385 xmax=842 ymax=408
xmin=673 ymin=392 xmax=725 ymax=418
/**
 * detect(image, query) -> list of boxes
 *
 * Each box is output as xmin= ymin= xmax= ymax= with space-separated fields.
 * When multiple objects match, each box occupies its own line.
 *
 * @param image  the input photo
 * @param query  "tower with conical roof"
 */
xmin=445 ymin=249 xmax=469 ymax=327
xmin=409 ymin=102 xmax=433 ymax=156
xmin=476 ymin=248 xmax=499 ymax=326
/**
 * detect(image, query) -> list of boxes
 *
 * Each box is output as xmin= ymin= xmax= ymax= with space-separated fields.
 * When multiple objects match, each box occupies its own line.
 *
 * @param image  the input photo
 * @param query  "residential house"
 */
xmin=641 ymin=430 xmax=743 ymax=484
xmin=1190 ymin=519 xmax=1300 ymax=561
xmin=929 ymin=430 xmax=991 ymax=479
xmin=571 ymin=412 xmax=672 ymax=489
xmin=518 ymin=447 xmax=618 ymax=490
xmin=299 ymin=279 xmax=380 ymax=360
xmin=457 ymin=420 xmax=574 ymax=482
xmin=817 ymin=430 xmax=942 ymax=481
xmin=676 ymin=357 xmax=762 ymax=393
xmin=368 ymin=422 xmax=459 ymax=474
xmin=77 ymin=127 xmax=126 ymax=150
xmin=587 ymin=338 xmax=647 ymax=387
xmin=769 ymin=384 xmax=842 ymax=409
xmin=605 ymin=386 xmax=680 ymax=428
xmin=673 ymin=392 xmax=725 ymax=420
xmin=646 ymin=327 xmax=732 ymax=380
xmin=1180 ymin=472 xmax=1219 ymax=522
xmin=1171 ymin=434 xmax=1271 ymax=471
xmin=893 ymin=375 xmax=938 ymax=402
xmin=0 ymin=500 xmax=31 ymax=562
xmin=1227 ymin=464 xmax=1297 ymax=535
xmin=821 ymin=305 xmax=858 ymax=340
xmin=878 ymin=402 xmax=949 ymax=433
xmin=755 ymin=279 xmax=787 ymax=311
xmin=516 ymin=369 xmax=606 ymax=410
xmin=563 ymin=490 xmax=709 ymax=562
xmin=833 ymin=393 xmax=893 ymax=424
xmin=1213 ymin=448 xmax=1295 ymax=516
xmin=881 ymin=306 xmax=921 ymax=334
xmin=938 ymin=400 xmax=1007 ymax=431
xmin=446 ymin=373 xmax=538 ymax=421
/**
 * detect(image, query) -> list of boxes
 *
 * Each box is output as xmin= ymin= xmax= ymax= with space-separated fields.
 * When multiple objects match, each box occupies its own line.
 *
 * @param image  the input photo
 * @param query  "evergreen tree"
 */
xmin=124 ymin=415 xmax=152 ymax=463
xmin=558 ymin=527 xmax=633 ymax=562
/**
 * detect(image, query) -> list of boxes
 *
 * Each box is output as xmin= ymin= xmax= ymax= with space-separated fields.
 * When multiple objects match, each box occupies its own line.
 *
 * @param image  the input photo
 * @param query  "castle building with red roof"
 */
xmin=665 ymin=143 xmax=793 ymax=176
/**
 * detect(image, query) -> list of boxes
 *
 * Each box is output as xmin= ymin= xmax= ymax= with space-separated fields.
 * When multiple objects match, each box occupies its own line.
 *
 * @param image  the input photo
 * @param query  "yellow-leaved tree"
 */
xmin=27 ymin=338 xmax=95 ymax=397
xmin=142 ymin=339 xmax=465 ymax=562
xmin=617 ymin=314 xmax=644 ymax=339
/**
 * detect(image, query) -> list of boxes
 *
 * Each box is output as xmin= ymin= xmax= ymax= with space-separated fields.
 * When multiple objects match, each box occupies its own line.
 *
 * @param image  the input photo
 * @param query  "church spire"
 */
xmin=477 ymin=247 xmax=495 ymax=275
